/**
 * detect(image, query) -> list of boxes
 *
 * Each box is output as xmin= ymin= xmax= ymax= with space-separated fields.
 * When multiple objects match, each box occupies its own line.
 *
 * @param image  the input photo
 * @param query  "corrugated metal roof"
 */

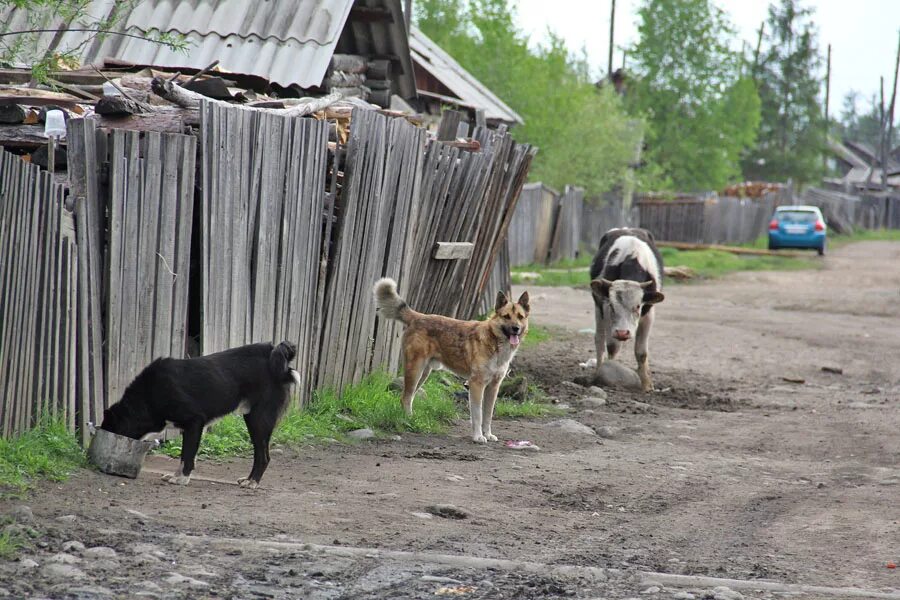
xmin=0 ymin=0 xmax=415 ymax=94
xmin=409 ymin=27 xmax=522 ymax=125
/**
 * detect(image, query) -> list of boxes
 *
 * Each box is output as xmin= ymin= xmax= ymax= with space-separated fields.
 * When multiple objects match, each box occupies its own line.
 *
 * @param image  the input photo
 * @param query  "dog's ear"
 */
xmin=516 ymin=291 xmax=530 ymax=314
xmin=269 ymin=343 xmax=290 ymax=375
xmin=494 ymin=291 xmax=509 ymax=313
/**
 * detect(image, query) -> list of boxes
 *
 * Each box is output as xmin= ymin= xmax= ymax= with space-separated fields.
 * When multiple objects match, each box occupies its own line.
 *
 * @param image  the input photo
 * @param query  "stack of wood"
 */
xmin=722 ymin=181 xmax=784 ymax=198
xmin=326 ymin=55 xmax=393 ymax=108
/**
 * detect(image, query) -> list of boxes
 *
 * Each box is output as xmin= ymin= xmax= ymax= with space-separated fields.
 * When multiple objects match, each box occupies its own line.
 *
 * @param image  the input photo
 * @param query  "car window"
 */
xmin=776 ymin=210 xmax=817 ymax=223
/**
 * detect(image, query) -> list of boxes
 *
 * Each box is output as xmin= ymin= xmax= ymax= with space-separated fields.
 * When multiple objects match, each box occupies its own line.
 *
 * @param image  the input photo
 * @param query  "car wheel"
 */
xmin=817 ymin=242 xmax=825 ymax=256
xmin=768 ymin=242 xmax=778 ymax=251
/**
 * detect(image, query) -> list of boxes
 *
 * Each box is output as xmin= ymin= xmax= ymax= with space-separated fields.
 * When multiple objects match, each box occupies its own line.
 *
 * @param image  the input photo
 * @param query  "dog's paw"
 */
xmin=472 ymin=434 xmax=487 ymax=444
xmin=164 ymin=474 xmax=191 ymax=486
xmin=238 ymin=478 xmax=259 ymax=490
xmin=485 ymin=433 xmax=498 ymax=442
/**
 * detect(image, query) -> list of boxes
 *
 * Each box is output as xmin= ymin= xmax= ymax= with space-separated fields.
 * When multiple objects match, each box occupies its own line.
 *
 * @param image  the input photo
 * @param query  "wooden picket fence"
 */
xmin=1 ymin=101 xmax=535 ymax=438
xmin=0 ymin=151 xmax=78 ymax=437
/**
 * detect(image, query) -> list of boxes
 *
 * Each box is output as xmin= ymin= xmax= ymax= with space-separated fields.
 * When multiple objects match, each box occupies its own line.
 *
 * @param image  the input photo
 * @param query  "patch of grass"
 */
xmin=831 ymin=229 xmax=900 ymax=246
xmin=511 ymin=267 xmax=590 ymax=288
xmin=494 ymin=398 xmax=561 ymax=418
xmin=521 ymin=323 xmax=552 ymax=348
xmin=0 ymin=524 xmax=27 ymax=559
xmin=0 ymin=418 xmax=85 ymax=497
xmin=658 ymin=247 xmax=818 ymax=279
xmin=158 ymin=372 xmax=461 ymax=459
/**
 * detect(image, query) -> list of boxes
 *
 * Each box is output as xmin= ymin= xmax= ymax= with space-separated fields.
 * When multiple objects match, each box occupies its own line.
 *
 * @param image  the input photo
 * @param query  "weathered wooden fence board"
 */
xmin=0 ymin=150 xmax=77 ymax=438
xmin=549 ymin=185 xmax=584 ymax=263
xmin=200 ymin=100 xmax=329 ymax=404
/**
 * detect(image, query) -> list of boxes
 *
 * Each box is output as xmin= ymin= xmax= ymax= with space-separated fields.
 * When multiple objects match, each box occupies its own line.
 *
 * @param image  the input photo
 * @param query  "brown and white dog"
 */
xmin=373 ymin=278 xmax=529 ymax=443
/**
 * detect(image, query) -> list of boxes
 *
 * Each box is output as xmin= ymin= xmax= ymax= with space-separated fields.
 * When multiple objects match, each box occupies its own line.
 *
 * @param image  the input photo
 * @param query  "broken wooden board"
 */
xmin=433 ymin=241 xmax=475 ymax=260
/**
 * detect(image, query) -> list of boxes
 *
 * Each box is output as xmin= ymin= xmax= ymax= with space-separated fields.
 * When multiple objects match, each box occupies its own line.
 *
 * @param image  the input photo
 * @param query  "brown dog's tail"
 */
xmin=374 ymin=277 xmax=413 ymax=325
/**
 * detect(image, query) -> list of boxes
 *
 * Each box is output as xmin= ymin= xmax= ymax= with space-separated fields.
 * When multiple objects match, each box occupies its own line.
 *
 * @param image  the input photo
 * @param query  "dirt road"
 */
xmin=2 ymin=241 xmax=900 ymax=599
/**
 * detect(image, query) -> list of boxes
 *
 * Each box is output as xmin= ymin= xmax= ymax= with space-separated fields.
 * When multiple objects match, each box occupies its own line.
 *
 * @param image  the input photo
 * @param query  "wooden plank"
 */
xmin=137 ymin=132 xmax=162 ymax=368
xmin=171 ymin=134 xmax=196 ymax=357
xmin=154 ymin=133 xmax=180 ymax=359
xmin=105 ymin=129 xmax=126 ymax=405
xmin=432 ymin=241 xmax=474 ymax=260
xmin=655 ymin=240 xmax=805 ymax=257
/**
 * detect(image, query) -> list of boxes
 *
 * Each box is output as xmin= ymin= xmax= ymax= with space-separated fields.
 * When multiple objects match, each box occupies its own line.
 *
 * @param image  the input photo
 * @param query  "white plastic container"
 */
xmin=102 ymin=80 xmax=122 ymax=97
xmin=43 ymin=109 xmax=66 ymax=139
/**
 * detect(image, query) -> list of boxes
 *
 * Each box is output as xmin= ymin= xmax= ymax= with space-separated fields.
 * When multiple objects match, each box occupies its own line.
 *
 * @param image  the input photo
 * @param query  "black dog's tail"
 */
xmin=269 ymin=341 xmax=300 ymax=386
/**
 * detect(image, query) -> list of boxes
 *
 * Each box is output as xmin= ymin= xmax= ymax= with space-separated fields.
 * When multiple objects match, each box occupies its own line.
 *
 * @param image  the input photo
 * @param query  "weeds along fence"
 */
xmin=0 ymin=103 xmax=534 ymax=439
xmin=0 ymin=153 xmax=77 ymax=438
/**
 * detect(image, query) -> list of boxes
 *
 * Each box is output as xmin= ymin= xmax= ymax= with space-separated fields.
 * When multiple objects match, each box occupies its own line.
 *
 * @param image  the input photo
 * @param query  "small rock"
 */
xmin=42 ymin=563 xmax=87 ymax=580
xmin=421 ymin=575 xmax=463 ymax=584
xmin=0 ymin=587 xmax=9 ymax=597
xmin=48 ymin=552 xmax=81 ymax=564
xmin=583 ymin=396 xmax=607 ymax=407
xmin=821 ymin=366 xmax=843 ymax=375
xmin=9 ymin=505 xmax=34 ymax=525
xmin=18 ymin=558 xmax=39 ymax=569
xmin=347 ymin=428 xmax=375 ymax=440
xmin=587 ymin=386 xmax=608 ymax=399
xmin=641 ymin=586 xmax=661 ymax=594
xmin=596 ymin=361 xmax=643 ymax=390
xmin=62 ymin=541 xmax=86 ymax=554
xmin=270 ymin=448 xmax=284 ymax=455
xmin=817 ymin=481 xmax=828 ymax=488
xmin=90 ymin=559 xmax=121 ymax=571
xmin=672 ymin=593 xmax=695 ymax=600
xmin=137 ymin=581 xmax=163 ymax=592
xmin=55 ymin=514 xmax=77 ymax=523
xmin=410 ymin=512 xmax=434 ymax=520
xmin=83 ymin=546 xmax=118 ymax=560
xmin=596 ymin=426 xmax=620 ymax=439
xmin=125 ymin=509 xmax=150 ymax=522
xmin=66 ymin=585 xmax=115 ymax=598
xmin=561 ymin=381 xmax=584 ymax=392
xmin=164 ymin=572 xmax=209 ymax=588
xmin=546 ymin=418 xmax=595 ymax=436
xmin=425 ymin=504 xmax=469 ymax=520
xmin=879 ymin=477 xmax=900 ymax=486
xmin=712 ymin=586 xmax=744 ymax=600
xmin=848 ymin=402 xmax=877 ymax=409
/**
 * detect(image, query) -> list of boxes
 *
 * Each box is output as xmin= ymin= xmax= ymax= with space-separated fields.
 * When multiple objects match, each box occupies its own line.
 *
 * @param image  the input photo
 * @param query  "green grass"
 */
xmin=0 ymin=418 xmax=86 ymax=497
xmin=510 ymin=245 xmax=819 ymax=287
xmin=158 ymin=372 xmax=462 ymax=459
xmin=657 ymin=247 xmax=817 ymax=279
xmin=521 ymin=323 xmax=552 ymax=348
xmin=0 ymin=524 xmax=27 ymax=559
xmin=830 ymin=229 xmax=900 ymax=246
xmin=157 ymin=370 xmax=561 ymax=459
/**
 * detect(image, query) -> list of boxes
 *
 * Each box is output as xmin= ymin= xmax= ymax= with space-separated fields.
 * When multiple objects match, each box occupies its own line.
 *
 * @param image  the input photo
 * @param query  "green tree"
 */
xmin=742 ymin=0 xmax=825 ymax=185
xmin=627 ymin=0 xmax=761 ymax=191
xmin=415 ymin=0 xmax=642 ymax=196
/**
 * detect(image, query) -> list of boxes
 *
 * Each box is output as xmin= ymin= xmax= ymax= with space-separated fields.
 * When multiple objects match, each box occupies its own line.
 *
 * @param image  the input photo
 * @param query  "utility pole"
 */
xmin=823 ymin=43 xmax=831 ymax=169
xmin=608 ymin=0 xmax=616 ymax=78
xmin=886 ymin=30 xmax=900 ymax=189
xmin=752 ymin=22 xmax=764 ymax=80
xmin=404 ymin=0 xmax=412 ymax=34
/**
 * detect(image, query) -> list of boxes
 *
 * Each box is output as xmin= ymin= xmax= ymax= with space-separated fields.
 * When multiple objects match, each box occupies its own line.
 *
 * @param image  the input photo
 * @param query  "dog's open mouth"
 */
xmin=507 ymin=333 xmax=521 ymax=347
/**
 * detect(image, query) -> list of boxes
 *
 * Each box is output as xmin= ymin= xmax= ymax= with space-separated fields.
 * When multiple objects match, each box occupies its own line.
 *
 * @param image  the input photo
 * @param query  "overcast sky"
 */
xmin=515 ymin=0 xmax=900 ymax=116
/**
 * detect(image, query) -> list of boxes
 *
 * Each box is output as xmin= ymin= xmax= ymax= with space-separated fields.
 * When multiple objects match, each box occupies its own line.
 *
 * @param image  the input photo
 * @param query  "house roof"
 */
xmin=409 ymin=27 xmax=522 ymax=125
xmin=1 ymin=0 xmax=416 ymax=97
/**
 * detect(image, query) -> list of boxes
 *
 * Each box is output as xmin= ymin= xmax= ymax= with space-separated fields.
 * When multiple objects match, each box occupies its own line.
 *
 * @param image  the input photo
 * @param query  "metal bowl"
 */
xmin=87 ymin=428 xmax=158 ymax=479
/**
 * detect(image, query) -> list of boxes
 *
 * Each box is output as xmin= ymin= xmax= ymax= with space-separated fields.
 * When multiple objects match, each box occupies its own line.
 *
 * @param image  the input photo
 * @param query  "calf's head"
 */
xmin=491 ymin=290 xmax=530 ymax=348
xmin=591 ymin=278 xmax=664 ymax=341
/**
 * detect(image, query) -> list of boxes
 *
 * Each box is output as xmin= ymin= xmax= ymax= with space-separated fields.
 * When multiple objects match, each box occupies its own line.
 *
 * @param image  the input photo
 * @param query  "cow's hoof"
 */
xmin=238 ymin=478 xmax=259 ymax=490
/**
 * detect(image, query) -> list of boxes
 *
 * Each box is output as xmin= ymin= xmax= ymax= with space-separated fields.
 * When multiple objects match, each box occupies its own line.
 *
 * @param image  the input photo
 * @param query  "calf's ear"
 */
xmin=643 ymin=290 xmax=665 ymax=305
xmin=590 ymin=279 xmax=611 ymax=298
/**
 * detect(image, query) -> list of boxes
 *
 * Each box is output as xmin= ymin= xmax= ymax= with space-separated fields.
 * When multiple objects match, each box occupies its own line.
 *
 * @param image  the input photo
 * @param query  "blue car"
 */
xmin=768 ymin=205 xmax=827 ymax=255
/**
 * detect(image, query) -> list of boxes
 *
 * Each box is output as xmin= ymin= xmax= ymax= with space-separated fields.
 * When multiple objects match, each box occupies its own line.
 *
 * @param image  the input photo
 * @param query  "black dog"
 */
xmin=101 ymin=341 xmax=299 ymax=489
